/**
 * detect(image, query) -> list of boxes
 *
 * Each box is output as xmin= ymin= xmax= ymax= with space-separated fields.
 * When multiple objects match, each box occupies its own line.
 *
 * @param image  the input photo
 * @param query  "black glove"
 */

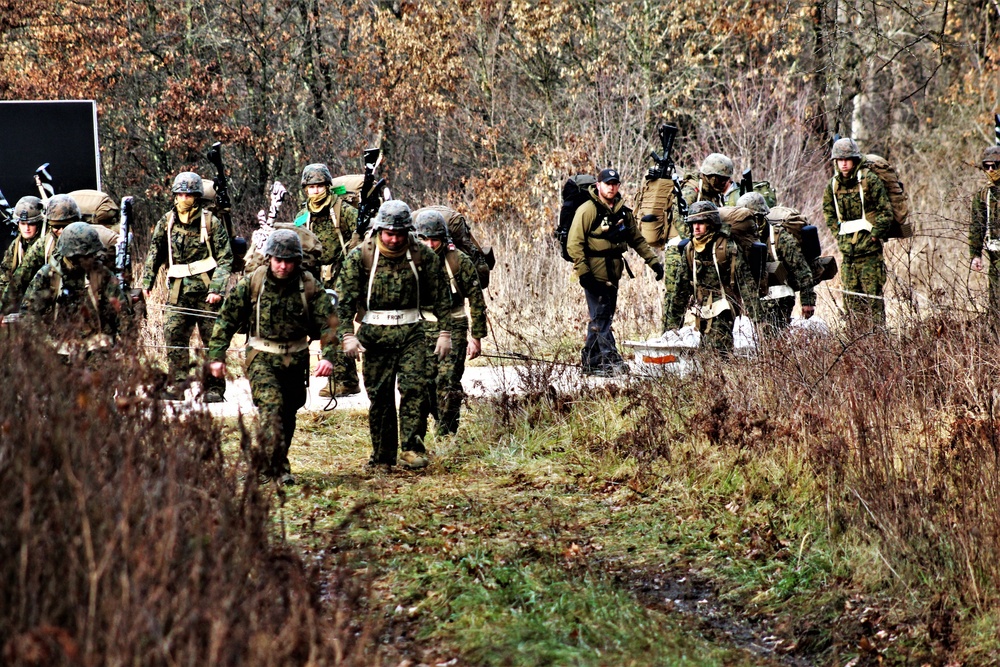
xmin=651 ymin=262 xmax=665 ymax=281
xmin=579 ymin=273 xmax=602 ymax=293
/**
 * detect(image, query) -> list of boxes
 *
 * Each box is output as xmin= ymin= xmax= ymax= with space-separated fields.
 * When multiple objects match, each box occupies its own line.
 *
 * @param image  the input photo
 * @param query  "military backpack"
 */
xmin=635 ymin=173 xmax=676 ymax=248
xmin=555 ymin=175 xmax=597 ymax=261
xmin=412 ymin=205 xmax=495 ymax=288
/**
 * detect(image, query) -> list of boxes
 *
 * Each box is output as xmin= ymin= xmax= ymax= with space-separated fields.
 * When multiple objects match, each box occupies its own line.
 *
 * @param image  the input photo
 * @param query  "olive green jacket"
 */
xmin=567 ymin=188 xmax=658 ymax=284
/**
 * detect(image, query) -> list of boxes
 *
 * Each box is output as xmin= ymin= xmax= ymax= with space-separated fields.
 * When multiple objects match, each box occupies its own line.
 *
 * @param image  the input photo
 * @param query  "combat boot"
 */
xmin=201 ymin=390 xmax=225 ymax=403
xmin=398 ymin=450 xmax=429 ymax=470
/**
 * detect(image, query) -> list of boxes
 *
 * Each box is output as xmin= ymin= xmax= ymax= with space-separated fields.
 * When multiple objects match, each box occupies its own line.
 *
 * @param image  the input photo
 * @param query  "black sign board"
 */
xmin=0 ymin=100 xmax=102 ymax=207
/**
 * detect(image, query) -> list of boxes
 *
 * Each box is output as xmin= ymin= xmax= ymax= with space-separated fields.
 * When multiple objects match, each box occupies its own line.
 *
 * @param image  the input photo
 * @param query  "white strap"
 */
xmin=362 ymin=309 xmax=422 ymax=325
xmin=166 ymin=210 xmax=214 ymax=273
xmin=838 ymin=219 xmax=873 ymax=235
xmin=247 ymin=336 xmax=309 ymax=354
xmin=166 ymin=256 xmax=218 ymax=278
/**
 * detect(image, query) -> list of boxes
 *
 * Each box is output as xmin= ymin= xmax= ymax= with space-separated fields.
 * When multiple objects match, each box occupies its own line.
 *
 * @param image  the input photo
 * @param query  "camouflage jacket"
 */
xmin=969 ymin=182 xmax=1000 ymax=258
xmin=425 ymin=247 xmax=488 ymax=339
xmin=567 ymin=187 xmax=658 ymax=283
xmin=822 ymin=165 xmax=893 ymax=259
xmin=0 ymin=234 xmax=42 ymax=298
xmin=4 ymin=231 xmax=60 ymax=310
xmin=677 ymin=177 xmax=729 ymax=238
xmin=207 ymin=267 xmax=337 ymax=364
xmin=294 ymin=198 xmax=360 ymax=269
xmin=21 ymin=258 xmax=131 ymax=340
xmin=141 ymin=206 xmax=233 ymax=295
xmin=668 ymin=233 xmax=762 ymax=329
xmin=335 ymin=237 xmax=451 ymax=346
xmin=761 ymin=222 xmax=817 ymax=307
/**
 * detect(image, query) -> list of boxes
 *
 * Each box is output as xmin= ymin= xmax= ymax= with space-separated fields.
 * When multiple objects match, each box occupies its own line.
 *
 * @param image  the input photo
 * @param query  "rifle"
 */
xmin=116 ymin=197 xmax=133 ymax=291
xmin=206 ymin=142 xmax=247 ymax=271
xmin=34 ymin=163 xmax=54 ymax=203
xmin=354 ymin=147 xmax=386 ymax=238
xmin=739 ymin=168 xmax=752 ymax=197
xmin=650 ymin=123 xmax=688 ymax=221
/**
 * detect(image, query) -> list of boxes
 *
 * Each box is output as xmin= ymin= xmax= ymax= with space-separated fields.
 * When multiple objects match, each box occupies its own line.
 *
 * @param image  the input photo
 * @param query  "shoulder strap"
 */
xmin=445 ymin=250 xmax=462 ymax=296
xmin=250 ymin=266 xmax=267 ymax=336
xmin=361 ymin=237 xmax=375 ymax=271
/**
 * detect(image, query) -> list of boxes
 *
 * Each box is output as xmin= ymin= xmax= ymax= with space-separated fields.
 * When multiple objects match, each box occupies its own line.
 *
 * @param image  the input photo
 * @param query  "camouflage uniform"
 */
xmin=335 ymin=235 xmax=451 ymax=466
xmin=567 ymin=184 xmax=660 ymax=372
xmin=0 ymin=234 xmax=41 ymax=298
xmin=969 ymin=179 xmax=1000 ymax=313
xmin=141 ymin=202 xmax=233 ymax=396
xmin=758 ymin=220 xmax=816 ymax=333
xmin=294 ymin=197 xmax=361 ymax=391
xmin=822 ymin=163 xmax=893 ymax=324
xmin=21 ymin=224 xmax=131 ymax=354
xmin=419 ymin=248 xmax=487 ymax=436
xmin=668 ymin=205 xmax=761 ymax=353
xmin=5 ymin=231 xmax=62 ymax=310
xmin=208 ymin=260 xmax=336 ymax=479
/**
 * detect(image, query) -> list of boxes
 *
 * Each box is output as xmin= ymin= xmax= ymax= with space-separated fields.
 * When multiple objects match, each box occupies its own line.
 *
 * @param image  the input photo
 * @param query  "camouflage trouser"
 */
xmin=164 ymin=289 xmax=225 ymax=395
xmin=661 ymin=245 xmax=684 ymax=332
xmin=360 ymin=326 xmax=426 ymax=465
xmin=841 ymin=253 xmax=885 ymax=326
xmin=697 ymin=310 xmax=735 ymax=354
xmin=247 ymin=351 xmax=308 ymax=477
xmin=760 ymin=296 xmax=796 ymax=337
xmin=986 ymin=250 xmax=1000 ymax=315
xmin=419 ymin=322 xmax=469 ymax=436
xmin=331 ymin=342 xmax=361 ymax=390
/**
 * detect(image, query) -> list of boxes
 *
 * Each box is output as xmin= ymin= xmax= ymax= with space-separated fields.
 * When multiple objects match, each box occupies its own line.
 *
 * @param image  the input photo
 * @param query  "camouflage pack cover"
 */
xmin=861 ymin=154 xmax=912 ymax=239
xmin=244 ymin=222 xmax=323 ymax=274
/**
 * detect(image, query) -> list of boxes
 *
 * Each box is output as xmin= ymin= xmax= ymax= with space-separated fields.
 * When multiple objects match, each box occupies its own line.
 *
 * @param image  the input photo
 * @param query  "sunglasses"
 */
xmin=984 ymin=162 xmax=999 ymax=171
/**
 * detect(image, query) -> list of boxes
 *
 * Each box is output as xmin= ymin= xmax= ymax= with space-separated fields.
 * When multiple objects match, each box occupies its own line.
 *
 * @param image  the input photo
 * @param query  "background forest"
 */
xmin=2 ymin=0 xmax=1000 ymax=343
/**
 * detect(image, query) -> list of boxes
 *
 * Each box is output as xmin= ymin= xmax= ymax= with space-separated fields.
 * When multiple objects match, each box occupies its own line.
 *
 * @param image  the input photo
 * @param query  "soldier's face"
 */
xmin=692 ymin=222 xmax=710 ymax=237
xmin=421 ymin=237 xmax=443 ymax=251
xmin=380 ymin=229 xmax=408 ymax=251
xmin=597 ymin=181 xmax=620 ymax=201
xmin=836 ymin=159 xmax=855 ymax=176
xmin=19 ymin=220 xmax=39 ymax=240
xmin=78 ymin=255 xmax=98 ymax=272
xmin=175 ymin=193 xmax=196 ymax=207
xmin=306 ymin=184 xmax=327 ymax=198
xmin=269 ymin=256 xmax=298 ymax=280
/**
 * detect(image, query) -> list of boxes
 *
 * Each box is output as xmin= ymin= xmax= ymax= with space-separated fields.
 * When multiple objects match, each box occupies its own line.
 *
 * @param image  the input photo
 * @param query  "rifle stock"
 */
xmin=206 ymin=141 xmax=246 ymax=271
xmin=739 ymin=168 xmax=752 ymax=197
xmin=354 ymin=147 xmax=384 ymax=237
xmin=653 ymin=123 xmax=689 ymax=221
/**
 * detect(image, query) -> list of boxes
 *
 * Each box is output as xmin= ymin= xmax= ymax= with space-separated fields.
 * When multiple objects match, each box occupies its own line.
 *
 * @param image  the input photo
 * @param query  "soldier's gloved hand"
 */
xmin=205 ymin=292 xmax=222 ymax=305
xmin=467 ymin=337 xmax=482 ymax=360
xmin=434 ymin=330 xmax=452 ymax=361
xmin=209 ymin=360 xmax=226 ymax=378
xmin=579 ymin=273 xmax=601 ymax=293
xmin=801 ymin=305 xmax=815 ymax=319
xmin=343 ymin=334 xmax=366 ymax=360
xmin=314 ymin=360 xmax=334 ymax=376
xmin=972 ymin=256 xmax=984 ymax=272
xmin=651 ymin=262 xmax=665 ymax=281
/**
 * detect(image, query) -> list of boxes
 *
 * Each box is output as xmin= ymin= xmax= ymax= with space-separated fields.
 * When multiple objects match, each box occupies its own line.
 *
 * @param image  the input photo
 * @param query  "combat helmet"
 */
xmin=830 ymin=138 xmax=862 ymax=161
xmin=172 ymin=171 xmax=204 ymax=196
xmin=736 ymin=192 xmax=770 ymax=216
xmin=13 ymin=196 xmax=44 ymax=224
xmin=686 ymin=200 xmax=722 ymax=230
xmin=371 ymin=200 xmax=413 ymax=233
xmin=45 ymin=194 xmax=82 ymax=226
xmin=301 ymin=163 xmax=333 ymax=188
xmin=700 ymin=153 xmax=735 ymax=179
xmin=264 ymin=229 xmax=303 ymax=260
xmin=58 ymin=222 xmax=103 ymax=258
xmin=981 ymin=146 xmax=1000 ymax=168
xmin=414 ymin=210 xmax=448 ymax=240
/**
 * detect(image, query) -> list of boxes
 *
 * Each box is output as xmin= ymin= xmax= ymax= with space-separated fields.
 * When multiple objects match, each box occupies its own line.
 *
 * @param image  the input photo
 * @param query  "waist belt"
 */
xmin=839 ymin=218 xmax=873 ymax=235
xmin=584 ymin=247 xmax=624 ymax=258
xmin=688 ymin=296 xmax=731 ymax=320
xmin=762 ymin=285 xmax=796 ymax=301
xmin=247 ymin=336 xmax=309 ymax=354
xmin=420 ymin=306 xmax=467 ymax=323
xmin=167 ymin=256 xmax=218 ymax=278
xmin=362 ymin=308 xmax=421 ymax=325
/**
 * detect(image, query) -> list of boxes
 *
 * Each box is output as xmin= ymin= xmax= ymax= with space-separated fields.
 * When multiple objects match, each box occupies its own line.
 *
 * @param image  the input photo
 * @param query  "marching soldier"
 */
xmin=141 ymin=172 xmax=233 ymax=402
xmin=4 ymin=194 xmax=82 ymax=311
xmin=668 ymin=201 xmax=761 ymax=352
xmin=335 ymin=201 xmax=452 ymax=471
xmin=21 ymin=222 xmax=131 ymax=356
xmin=735 ymin=192 xmax=815 ymax=333
xmin=970 ymin=145 xmax=1000 ymax=313
xmin=295 ymin=163 xmax=362 ymax=397
xmin=208 ymin=230 xmax=337 ymax=485
xmin=0 ymin=196 xmax=45 ymax=297
xmin=822 ymin=138 xmax=894 ymax=325
xmin=413 ymin=209 xmax=488 ymax=436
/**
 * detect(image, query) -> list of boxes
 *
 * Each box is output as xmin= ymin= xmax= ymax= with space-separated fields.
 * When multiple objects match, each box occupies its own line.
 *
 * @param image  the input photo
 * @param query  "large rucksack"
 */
xmin=860 ymin=155 xmax=911 ymax=239
xmin=767 ymin=206 xmax=837 ymax=283
xmin=244 ymin=223 xmax=325 ymax=276
xmin=412 ymin=205 xmax=495 ymax=288
xmin=555 ymin=175 xmax=598 ymax=261
xmin=635 ymin=174 xmax=676 ymax=248
xmin=719 ymin=206 xmax=767 ymax=295
xmin=69 ymin=190 xmax=118 ymax=229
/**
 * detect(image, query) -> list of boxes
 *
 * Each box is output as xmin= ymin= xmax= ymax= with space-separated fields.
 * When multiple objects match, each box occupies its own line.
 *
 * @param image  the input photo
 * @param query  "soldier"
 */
xmin=295 ymin=163 xmax=362 ymax=397
xmin=413 ymin=209 xmax=488 ymax=436
xmin=207 ymin=230 xmax=336 ymax=485
xmin=335 ymin=201 xmax=452 ymax=471
xmin=141 ymin=172 xmax=233 ymax=402
xmin=0 ymin=196 xmax=45 ymax=297
xmin=822 ymin=138 xmax=893 ymax=325
xmin=568 ymin=168 xmax=663 ymax=376
xmin=4 ymin=194 xmax=81 ymax=310
xmin=735 ymin=192 xmax=815 ymax=333
xmin=970 ymin=145 xmax=1000 ymax=313
xmin=21 ymin=222 xmax=131 ymax=356
xmin=668 ymin=201 xmax=761 ymax=353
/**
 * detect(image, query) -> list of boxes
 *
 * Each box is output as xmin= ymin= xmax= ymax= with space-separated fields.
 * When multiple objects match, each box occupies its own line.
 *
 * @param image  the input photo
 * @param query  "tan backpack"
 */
xmin=413 ymin=205 xmax=495 ymax=288
xmin=244 ymin=223 xmax=325 ymax=275
xmin=861 ymin=155 xmax=912 ymax=239
xmin=634 ymin=175 xmax=676 ymax=248
xmin=69 ymin=190 xmax=118 ymax=228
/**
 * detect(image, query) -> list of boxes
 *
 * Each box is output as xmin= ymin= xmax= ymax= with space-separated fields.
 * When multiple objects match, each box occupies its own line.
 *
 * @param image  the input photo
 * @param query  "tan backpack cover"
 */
xmin=862 ymin=154 xmax=912 ymax=239
xmin=244 ymin=223 xmax=324 ymax=274
xmin=766 ymin=206 xmax=809 ymax=241
xmin=69 ymin=190 xmax=118 ymax=227
xmin=634 ymin=176 xmax=676 ymax=248
xmin=413 ymin=205 xmax=495 ymax=288
xmin=330 ymin=174 xmax=367 ymax=207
